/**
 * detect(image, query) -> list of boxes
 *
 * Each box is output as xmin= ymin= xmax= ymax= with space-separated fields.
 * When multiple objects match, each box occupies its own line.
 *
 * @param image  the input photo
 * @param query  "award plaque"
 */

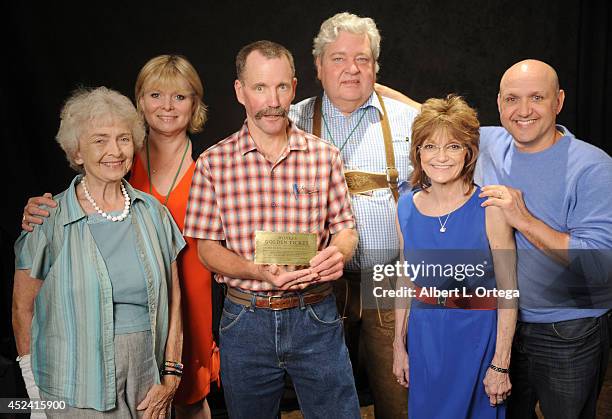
xmin=254 ymin=231 xmax=318 ymax=265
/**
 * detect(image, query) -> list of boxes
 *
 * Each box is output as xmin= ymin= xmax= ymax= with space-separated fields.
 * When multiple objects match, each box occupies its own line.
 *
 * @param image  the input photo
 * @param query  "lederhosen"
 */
xmin=312 ymin=92 xmax=400 ymax=202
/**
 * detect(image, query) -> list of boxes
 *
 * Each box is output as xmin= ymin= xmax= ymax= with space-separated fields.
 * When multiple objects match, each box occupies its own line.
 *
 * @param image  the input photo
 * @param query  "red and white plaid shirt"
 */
xmin=184 ymin=120 xmax=355 ymax=291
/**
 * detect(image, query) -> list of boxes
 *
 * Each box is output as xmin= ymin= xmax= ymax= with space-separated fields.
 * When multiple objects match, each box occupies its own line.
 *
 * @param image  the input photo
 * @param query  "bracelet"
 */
xmin=163 ymin=360 xmax=184 ymax=371
xmin=489 ymin=363 xmax=509 ymax=374
xmin=160 ymin=369 xmax=183 ymax=377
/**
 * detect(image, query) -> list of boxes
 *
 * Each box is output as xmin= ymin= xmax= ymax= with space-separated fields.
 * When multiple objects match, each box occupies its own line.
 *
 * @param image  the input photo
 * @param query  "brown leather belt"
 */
xmin=414 ymin=285 xmax=496 ymax=310
xmin=226 ymin=283 xmax=333 ymax=310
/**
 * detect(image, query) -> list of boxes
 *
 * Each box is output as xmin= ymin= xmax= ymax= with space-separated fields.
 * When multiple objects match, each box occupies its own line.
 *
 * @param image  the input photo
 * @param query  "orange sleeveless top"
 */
xmin=130 ymin=153 xmax=219 ymax=404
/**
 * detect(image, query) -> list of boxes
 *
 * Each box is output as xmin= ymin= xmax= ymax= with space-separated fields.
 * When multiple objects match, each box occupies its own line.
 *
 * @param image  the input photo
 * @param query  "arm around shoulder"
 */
xmin=22 ymin=192 xmax=57 ymax=232
xmin=375 ymin=83 xmax=421 ymax=110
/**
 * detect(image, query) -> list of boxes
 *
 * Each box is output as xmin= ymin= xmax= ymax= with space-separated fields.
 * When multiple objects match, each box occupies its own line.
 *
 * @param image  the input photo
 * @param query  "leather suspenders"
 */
xmin=312 ymin=93 xmax=400 ymax=202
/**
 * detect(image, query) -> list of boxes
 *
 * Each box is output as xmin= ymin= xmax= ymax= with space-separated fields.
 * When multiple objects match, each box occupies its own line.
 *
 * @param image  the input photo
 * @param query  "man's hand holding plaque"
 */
xmin=282 ymin=246 xmax=346 ymax=290
xmin=309 ymin=245 xmax=345 ymax=281
xmin=256 ymin=263 xmax=317 ymax=290
xmin=254 ymin=231 xmax=317 ymax=290
xmin=254 ymin=231 xmax=347 ymax=290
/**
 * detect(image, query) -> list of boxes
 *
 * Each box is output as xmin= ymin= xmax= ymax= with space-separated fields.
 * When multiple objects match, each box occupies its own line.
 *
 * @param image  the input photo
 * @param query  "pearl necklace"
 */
xmin=82 ymin=177 xmax=131 ymax=222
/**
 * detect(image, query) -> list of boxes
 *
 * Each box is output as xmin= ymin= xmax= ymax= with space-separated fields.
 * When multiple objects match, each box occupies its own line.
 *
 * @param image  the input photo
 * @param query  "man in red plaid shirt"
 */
xmin=183 ymin=40 xmax=360 ymax=418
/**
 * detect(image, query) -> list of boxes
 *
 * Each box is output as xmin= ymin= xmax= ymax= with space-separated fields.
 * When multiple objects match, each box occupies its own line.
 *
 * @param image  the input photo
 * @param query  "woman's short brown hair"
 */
xmin=134 ymin=54 xmax=207 ymax=133
xmin=409 ymin=94 xmax=480 ymax=191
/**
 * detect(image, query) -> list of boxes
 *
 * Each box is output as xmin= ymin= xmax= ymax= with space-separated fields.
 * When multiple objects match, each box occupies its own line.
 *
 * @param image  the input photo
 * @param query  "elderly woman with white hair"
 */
xmin=12 ymin=87 xmax=185 ymax=418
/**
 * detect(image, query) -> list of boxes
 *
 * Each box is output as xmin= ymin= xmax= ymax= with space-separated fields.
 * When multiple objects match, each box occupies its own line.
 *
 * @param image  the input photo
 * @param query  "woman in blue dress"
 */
xmin=392 ymin=95 xmax=518 ymax=418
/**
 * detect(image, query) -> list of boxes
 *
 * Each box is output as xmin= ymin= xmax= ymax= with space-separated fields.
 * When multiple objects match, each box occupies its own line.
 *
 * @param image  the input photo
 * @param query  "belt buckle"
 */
xmin=268 ymin=295 xmax=284 ymax=310
xmin=437 ymin=295 xmax=447 ymax=306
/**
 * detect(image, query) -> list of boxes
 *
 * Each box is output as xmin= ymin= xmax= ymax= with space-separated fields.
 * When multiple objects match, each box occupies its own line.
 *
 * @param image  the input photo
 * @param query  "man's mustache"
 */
xmin=255 ymin=107 xmax=288 ymax=119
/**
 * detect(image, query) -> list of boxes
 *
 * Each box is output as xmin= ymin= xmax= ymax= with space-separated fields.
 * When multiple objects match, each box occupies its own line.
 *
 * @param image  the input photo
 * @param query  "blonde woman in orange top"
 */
xmin=131 ymin=54 xmax=219 ymax=419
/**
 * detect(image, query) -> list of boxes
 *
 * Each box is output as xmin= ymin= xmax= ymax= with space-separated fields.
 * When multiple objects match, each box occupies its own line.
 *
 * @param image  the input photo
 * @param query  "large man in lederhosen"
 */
xmin=289 ymin=12 xmax=419 ymax=418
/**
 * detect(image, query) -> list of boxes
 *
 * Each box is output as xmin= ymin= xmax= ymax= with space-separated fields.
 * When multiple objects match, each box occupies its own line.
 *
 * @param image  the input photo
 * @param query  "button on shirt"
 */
xmin=14 ymin=175 xmax=186 ymax=411
xmin=183 ymin=121 xmax=355 ymax=291
xmin=290 ymin=93 xmax=418 ymax=269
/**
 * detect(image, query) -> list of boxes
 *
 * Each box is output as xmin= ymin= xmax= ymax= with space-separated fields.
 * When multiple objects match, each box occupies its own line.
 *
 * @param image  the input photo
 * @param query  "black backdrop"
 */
xmin=2 ymin=0 xmax=611 ymax=360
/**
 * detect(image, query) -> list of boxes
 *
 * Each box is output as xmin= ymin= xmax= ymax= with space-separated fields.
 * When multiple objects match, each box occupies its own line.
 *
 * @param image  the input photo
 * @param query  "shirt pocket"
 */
xmin=291 ymin=184 xmax=321 ymax=232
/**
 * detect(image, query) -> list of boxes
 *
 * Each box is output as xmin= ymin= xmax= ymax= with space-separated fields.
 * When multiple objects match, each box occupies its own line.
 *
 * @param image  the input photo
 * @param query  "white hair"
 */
xmin=312 ymin=12 xmax=381 ymax=73
xmin=56 ymin=87 xmax=145 ymax=172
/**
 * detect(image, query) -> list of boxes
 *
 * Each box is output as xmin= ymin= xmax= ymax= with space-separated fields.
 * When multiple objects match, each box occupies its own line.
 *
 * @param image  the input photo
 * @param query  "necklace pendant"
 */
xmin=437 ymin=211 xmax=451 ymax=233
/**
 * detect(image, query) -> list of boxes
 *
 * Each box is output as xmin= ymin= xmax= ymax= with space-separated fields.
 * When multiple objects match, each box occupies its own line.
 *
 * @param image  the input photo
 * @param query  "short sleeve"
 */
xmin=326 ymin=151 xmax=355 ymax=234
xmin=183 ymin=156 xmax=225 ymax=240
xmin=567 ymin=162 xmax=612 ymax=286
xmin=14 ymin=227 xmax=52 ymax=280
xmin=568 ymin=162 xmax=612 ymax=250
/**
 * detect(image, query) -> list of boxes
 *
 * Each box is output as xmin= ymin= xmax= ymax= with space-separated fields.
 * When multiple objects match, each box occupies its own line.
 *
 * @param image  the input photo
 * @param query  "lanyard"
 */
xmin=321 ymin=107 xmax=368 ymax=152
xmin=145 ymin=137 xmax=190 ymax=206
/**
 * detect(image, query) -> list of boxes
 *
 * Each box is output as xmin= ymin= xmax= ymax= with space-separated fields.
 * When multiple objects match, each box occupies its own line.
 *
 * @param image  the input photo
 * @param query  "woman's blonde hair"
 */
xmin=135 ymin=54 xmax=207 ymax=133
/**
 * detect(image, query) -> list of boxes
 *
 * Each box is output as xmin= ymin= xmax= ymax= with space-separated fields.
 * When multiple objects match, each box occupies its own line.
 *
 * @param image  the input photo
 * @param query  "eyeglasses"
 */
xmin=418 ymin=143 xmax=466 ymax=156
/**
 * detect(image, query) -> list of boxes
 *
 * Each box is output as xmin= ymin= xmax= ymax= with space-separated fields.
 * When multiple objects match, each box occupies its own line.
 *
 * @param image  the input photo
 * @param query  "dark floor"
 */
xmin=282 ymin=354 xmax=612 ymax=419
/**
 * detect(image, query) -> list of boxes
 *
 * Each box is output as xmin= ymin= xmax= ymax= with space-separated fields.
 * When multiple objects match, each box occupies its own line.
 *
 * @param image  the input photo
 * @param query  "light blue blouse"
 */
xmin=88 ymin=212 xmax=150 ymax=335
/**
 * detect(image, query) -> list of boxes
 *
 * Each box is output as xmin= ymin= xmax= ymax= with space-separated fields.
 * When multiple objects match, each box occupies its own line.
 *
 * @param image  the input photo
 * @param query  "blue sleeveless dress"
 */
xmin=397 ymin=188 xmax=504 ymax=419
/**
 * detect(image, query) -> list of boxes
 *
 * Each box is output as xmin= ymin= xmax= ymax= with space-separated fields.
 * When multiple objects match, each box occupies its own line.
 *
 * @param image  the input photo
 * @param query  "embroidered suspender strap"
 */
xmin=313 ymin=95 xmax=323 ymax=138
xmin=312 ymin=94 xmax=399 ymax=202
xmin=375 ymin=91 xmax=400 ymax=202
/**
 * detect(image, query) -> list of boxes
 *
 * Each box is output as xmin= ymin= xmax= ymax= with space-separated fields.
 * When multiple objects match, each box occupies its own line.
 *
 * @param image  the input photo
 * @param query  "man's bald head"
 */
xmin=500 ymin=59 xmax=559 ymax=95
xmin=497 ymin=59 xmax=565 ymax=153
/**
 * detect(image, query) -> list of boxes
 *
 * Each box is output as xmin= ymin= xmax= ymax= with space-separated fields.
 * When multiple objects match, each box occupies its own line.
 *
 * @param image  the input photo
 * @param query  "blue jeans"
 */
xmin=219 ymin=293 xmax=360 ymax=419
xmin=507 ymin=313 xmax=610 ymax=419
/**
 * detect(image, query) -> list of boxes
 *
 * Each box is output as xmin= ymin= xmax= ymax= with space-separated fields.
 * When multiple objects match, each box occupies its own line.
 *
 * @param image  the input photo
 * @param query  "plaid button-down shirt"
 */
xmin=184 ymin=121 xmax=355 ymax=291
